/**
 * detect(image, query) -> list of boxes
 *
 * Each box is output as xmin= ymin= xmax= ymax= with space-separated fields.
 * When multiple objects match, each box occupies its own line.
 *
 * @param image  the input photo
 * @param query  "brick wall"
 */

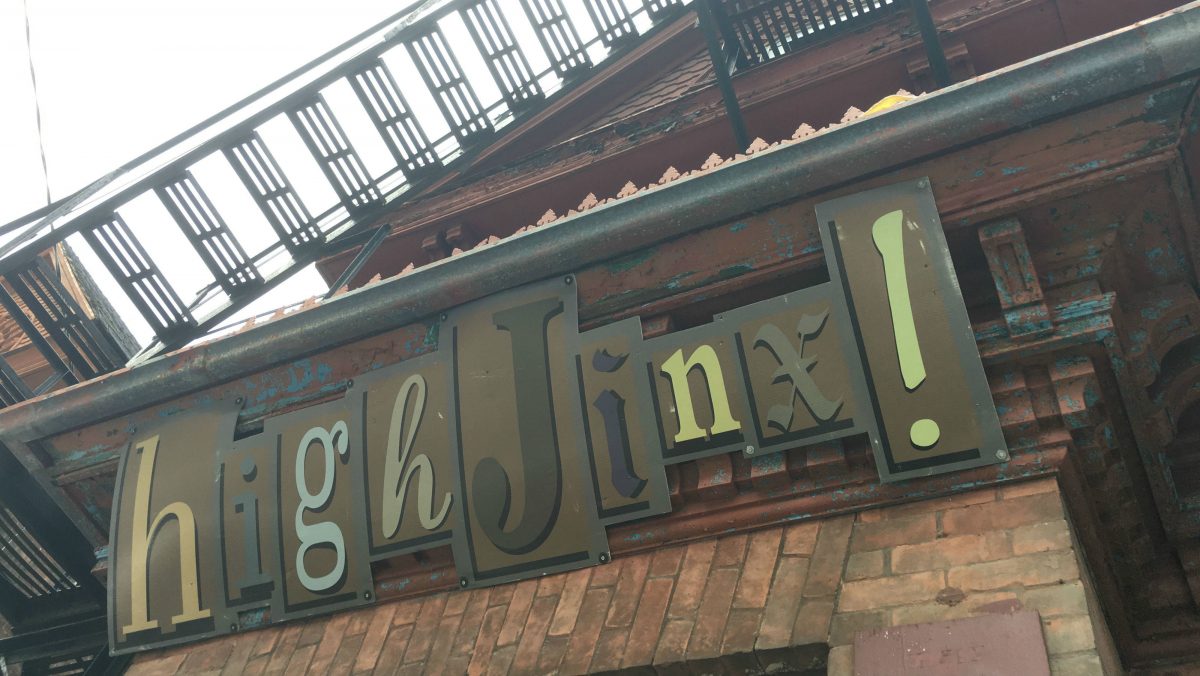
xmin=126 ymin=477 xmax=1117 ymax=675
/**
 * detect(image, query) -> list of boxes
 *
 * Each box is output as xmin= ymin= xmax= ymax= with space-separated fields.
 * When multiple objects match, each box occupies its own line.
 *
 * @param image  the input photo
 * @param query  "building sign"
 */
xmin=106 ymin=180 xmax=1005 ymax=654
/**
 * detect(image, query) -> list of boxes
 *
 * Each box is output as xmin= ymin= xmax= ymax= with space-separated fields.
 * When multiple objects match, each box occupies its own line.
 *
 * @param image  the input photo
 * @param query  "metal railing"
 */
xmin=0 ymin=0 xmax=926 ymax=411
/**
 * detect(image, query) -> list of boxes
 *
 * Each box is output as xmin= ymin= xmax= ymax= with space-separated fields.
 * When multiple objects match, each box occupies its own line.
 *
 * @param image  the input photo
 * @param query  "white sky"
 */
xmin=0 ymin=0 xmax=419 ymax=347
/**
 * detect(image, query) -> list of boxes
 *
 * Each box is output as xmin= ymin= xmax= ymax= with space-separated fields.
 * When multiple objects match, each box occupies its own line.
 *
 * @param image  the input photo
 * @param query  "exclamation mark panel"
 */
xmin=815 ymin=179 xmax=1007 ymax=482
xmin=871 ymin=209 xmax=940 ymax=450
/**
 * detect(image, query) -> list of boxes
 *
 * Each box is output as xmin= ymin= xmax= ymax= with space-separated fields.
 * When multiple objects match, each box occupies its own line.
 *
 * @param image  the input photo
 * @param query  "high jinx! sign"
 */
xmin=106 ymin=180 xmax=1006 ymax=654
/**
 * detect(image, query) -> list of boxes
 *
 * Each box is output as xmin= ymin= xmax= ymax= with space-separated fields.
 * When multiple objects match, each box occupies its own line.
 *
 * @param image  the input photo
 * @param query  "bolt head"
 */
xmin=996 ymin=449 xmax=1009 ymax=461
xmin=363 ymin=591 xmax=371 ymax=600
xmin=231 ymin=624 xmax=238 ymax=632
xmin=744 ymin=445 xmax=756 ymax=455
xmin=235 ymin=396 xmax=244 ymax=405
xmin=440 ymin=313 xmax=448 ymax=322
xmin=564 ymin=275 xmax=574 ymax=285
xmin=346 ymin=379 xmax=354 ymax=389
xmin=460 ymin=577 xmax=469 ymax=588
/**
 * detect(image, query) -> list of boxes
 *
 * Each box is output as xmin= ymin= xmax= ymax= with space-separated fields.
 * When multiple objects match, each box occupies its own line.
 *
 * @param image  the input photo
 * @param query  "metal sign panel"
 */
xmin=106 ymin=179 xmax=1006 ymax=654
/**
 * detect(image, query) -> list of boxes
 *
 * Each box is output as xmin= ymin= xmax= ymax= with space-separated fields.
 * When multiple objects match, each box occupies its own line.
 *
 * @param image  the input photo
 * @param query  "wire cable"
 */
xmin=23 ymin=0 xmax=52 ymax=207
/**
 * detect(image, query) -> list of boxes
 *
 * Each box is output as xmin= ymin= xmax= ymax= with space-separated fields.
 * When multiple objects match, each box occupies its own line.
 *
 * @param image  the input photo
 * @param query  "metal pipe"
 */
xmin=696 ymin=0 xmax=751 ymax=150
xmin=911 ymin=0 xmax=952 ymax=88
xmin=1 ymin=1 xmax=1198 ymax=442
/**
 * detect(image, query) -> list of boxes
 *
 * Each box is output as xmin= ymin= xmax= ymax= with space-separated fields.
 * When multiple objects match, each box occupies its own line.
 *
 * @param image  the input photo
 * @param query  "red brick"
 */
xmin=845 ymin=550 xmax=885 ymax=580
xmin=851 ymin=513 xmax=937 ymax=552
xmin=668 ymin=540 xmax=716 ymax=618
xmin=488 ymin=585 xmax=515 ymax=608
xmin=561 ymin=588 xmax=614 ymax=675
xmin=263 ymin=622 xmax=303 ymax=674
xmin=652 ymin=619 xmax=694 ymax=666
xmin=687 ymin=568 xmax=739 ymax=660
xmin=444 ymin=589 xmax=471 ymax=616
xmin=352 ymin=602 xmax=398 ymax=673
xmin=792 ymin=598 xmax=836 ymax=645
xmin=804 ymin=516 xmax=853 ymax=597
xmin=729 ymin=527 xmax=780 ymax=609
xmin=375 ymin=623 xmax=413 ymax=674
xmin=536 ymin=574 xmax=566 ymax=598
xmin=749 ymin=452 xmax=790 ymax=489
xmin=720 ymin=609 xmax=762 ymax=655
xmin=648 ymin=546 xmax=685 ymax=577
xmin=621 ymin=577 xmax=674 ymax=667
xmin=713 ymin=533 xmax=749 ymax=568
xmin=1042 ymin=614 xmax=1096 ymax=655
xmin=345 ymin=607 xmax=374 ymax=636
xmin=484 ymin=646 xmax=516 ymax=676
xmin=998 ymin=477 xmax=1058 ymax=500
xmin=756 ymin=556 xmax=810 ymax=649
xmin=402 ymin=593 xmax=447 ymax=664
xmin=390 ymin=598 xmax=423 ymax=626
xmin=425 ymin=611 xmax=465 ymax=672
xmin=496 ymin=579 xmax=537 ymax=647
xmin=180 ymin=638 xmax=232 ymax=672
xmin=467 ymin=605 xmax=508 ymax=676
xmin=549 ymin=567 xmax=592 ymax=636
xmin=606 ymin=553 xmax=650 ymax=627
xmin=328 ymin=633 xmax=365 ymax=674
xmin=941 ymin=492 xmax=1064 ymax=536
xmin=252 ymin=626 xmax=282 ymax=657
xmin=782 ymin=522 xmax=819 ymax=556
xmin=890 ymin=531 xmax=1010 ymax=573
xmin=857 ymin=489 xmax=996 ymax=523
xmin=297 ymin=621 xmax=326 ymax=647
xmin=510 ymin=594 xmax=558 ymax=673
xmin=242 ymin=655 xmax=269 ymax=676
xmin=1020 ymin=581 xmax=1088 ymax=617
xmin=537 ymin=636 xmax=569 ymax=673
xmin=307 ymin=614 xmax=350 ymax=673
xmin=452 ymin=589 xmax=493 ymax=656
xmin=947 ymin=550 xmax=1079 ymax=591
xmin=829 ymin=609 xmax=889 ymax=646
xmin=284 ymin=644 xmax=315 ymax=674
xmin=694 ymin=454 xmax=736 ymax=499
xmin=1012 ymin=520 xmax=1072 ymax=555
xmin=837 ymin=571 xmax=946 ymax=612
xmin=128 ymin=650 xmax=187 ymax=676
xmin=589 ymin=628 xmax=630 ymax=672
xmin=589 ymin=558 xmax=623 ymax=587
xmin=218 ymin=635 xmax=260 ymax=676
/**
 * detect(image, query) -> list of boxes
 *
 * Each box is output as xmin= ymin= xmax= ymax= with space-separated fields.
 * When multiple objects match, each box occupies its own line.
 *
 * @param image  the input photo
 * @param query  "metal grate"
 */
xmin=3 ymin=259 xmax=122 ymax=379
xmin=520 ymin=0 xmax=593 ymax=79
xmin=463 ymin=0 xmax=544 ymax=112
xmin=0 ymin=505 xmax=79 ymax=600
xmin=224 ymin=133 xmax=324 ymax=254
xmin=0 ymin=0 xmax=906 ymax=408
xmin=289 ymin=94 xmax=382 ymax=213
xmin=585 ymin=0 xmax=639 ymax=48
xmin=722 ymin=0 xmax=899 ymax=66
xmin=82 ymin=214 xmax=195 ymax=339
xmin=0 ymin=355 xmax=33 ymax=407
xmin=156 ymin=172 xmax=263 ymax=295
xmin=348 ymin=59 xmax=442 ymax=179
xmin=407 ymin=24 xmax=494 ymax=146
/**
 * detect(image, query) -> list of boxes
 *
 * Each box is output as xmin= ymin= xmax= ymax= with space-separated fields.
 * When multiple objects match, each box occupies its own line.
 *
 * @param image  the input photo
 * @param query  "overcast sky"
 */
xmin=0 ymin=0 xmax=419 ymax=347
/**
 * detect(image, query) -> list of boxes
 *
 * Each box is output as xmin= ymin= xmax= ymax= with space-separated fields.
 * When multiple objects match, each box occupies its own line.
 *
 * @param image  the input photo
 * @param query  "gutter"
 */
xmin=2 ymin=1 xmax=1199 ymax=442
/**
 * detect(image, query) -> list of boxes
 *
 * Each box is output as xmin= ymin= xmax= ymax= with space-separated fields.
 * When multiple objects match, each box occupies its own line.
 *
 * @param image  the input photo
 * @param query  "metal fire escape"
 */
xmin=0 ymin=0 xmax=936 ymax=410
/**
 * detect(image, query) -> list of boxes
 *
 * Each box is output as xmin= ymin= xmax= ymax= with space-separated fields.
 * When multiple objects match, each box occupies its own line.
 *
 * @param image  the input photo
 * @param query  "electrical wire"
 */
xmin=23 ymin=0 xmax=52 ymax=208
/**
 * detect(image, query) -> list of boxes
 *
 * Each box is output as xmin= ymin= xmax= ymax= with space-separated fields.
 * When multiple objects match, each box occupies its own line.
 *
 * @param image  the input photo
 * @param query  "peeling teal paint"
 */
xmin=605 ymin=247 xmax=657 ymax=274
